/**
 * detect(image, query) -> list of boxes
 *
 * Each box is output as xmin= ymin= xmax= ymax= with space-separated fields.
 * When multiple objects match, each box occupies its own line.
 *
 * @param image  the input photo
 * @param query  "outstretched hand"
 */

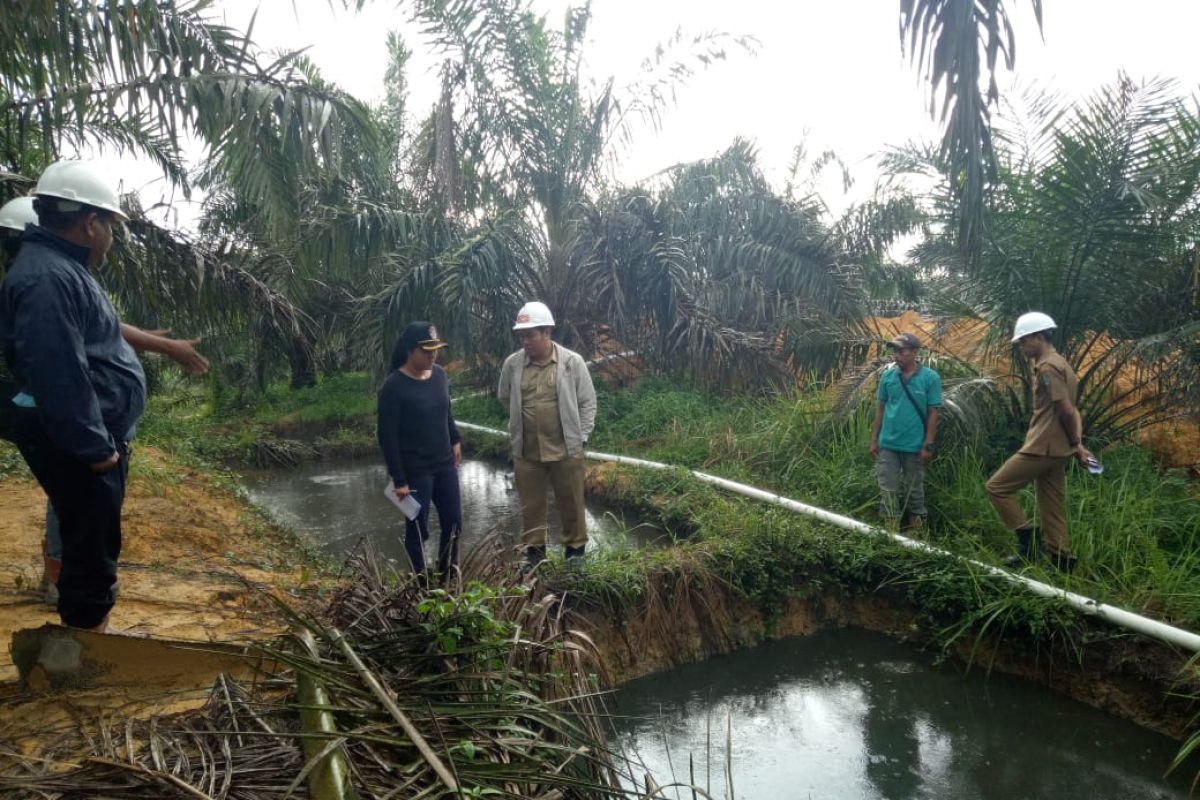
xmin=166 ymin=337 xmax=210 ymax=376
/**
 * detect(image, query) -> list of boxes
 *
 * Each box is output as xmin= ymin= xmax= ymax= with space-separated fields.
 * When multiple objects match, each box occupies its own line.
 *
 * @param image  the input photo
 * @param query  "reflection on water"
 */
xmin=241 ymin=456 xmax=663 ymax=563
xmin=614 ymin=628 xmax=1191 ymax=800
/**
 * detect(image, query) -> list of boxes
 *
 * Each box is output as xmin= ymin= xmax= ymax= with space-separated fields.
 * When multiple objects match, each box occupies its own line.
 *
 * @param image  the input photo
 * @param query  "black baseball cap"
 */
xmin=401 ymin=321 xmax=447 ymax=353
xmin=887 ymin=332 xmax=921 ymax=350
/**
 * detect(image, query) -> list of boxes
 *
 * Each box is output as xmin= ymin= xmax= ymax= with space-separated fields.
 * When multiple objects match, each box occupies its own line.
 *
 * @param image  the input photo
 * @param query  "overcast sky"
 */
xmin=124 ymin=0 xmax=1200 ymax=226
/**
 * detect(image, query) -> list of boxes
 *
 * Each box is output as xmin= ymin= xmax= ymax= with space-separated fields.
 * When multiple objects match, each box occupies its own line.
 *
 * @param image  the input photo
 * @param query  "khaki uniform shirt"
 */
xmin=1019 ymin=349 xmax=1078 ymax=457
xmin=520 ymin=350 xmax=568 ymax=462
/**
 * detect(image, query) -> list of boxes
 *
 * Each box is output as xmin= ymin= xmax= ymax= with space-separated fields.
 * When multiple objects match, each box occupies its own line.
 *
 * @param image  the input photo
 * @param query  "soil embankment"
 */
xmin=581 ymin=583 xmax=1199 ymax=741
xmin=0 ymin=447 xmax=320 ymax=751
xmin=579 ymin=462 xmax=1200 ymax=743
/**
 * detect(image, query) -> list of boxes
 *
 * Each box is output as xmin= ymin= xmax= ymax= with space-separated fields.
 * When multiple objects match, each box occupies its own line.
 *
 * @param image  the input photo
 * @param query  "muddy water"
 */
xmin=241 ymin=456 xmax=663 ymax=563
xmin=614 ymin=628 xmax=1192 ymax=799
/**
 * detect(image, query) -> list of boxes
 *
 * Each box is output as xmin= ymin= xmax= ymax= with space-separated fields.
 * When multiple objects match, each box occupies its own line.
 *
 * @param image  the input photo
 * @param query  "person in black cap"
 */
xmin=869 ymin=332 xmax=942 ymax=532
xmin=377 ymin=321 xmax=463 ymax=577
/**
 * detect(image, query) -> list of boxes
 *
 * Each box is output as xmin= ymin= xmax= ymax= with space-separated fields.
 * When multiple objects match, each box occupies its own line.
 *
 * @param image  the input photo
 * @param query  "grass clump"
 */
xmin=458 ymin=377 xmax=1200 ymax=629
xmin=240 ymin=372 xmax=376 ymax=428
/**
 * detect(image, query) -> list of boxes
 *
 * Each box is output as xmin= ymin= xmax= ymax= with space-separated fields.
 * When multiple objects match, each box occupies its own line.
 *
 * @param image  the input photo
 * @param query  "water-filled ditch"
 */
xmin=239 ymin=454 xmax=1193 ymax=797
xmin=613 ymin=627 xmax=1191 ymax=799
xmin=241 ymin=455 xmax=663 ymax=563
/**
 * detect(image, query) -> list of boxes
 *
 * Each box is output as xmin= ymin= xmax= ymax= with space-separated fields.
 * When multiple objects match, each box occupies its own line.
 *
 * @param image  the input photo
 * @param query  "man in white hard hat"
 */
xmin=985 ymin=312 xmax=1094 ymax=572
xmin=1 ymin=188 xmax=209 ymax=611
xmin=0 ymin=161 xmax=204 ymax=632
xmin=497 ymin=301 xmax=596 ymax=572
xmin=0 ymin=196 xmax=37 ymax=263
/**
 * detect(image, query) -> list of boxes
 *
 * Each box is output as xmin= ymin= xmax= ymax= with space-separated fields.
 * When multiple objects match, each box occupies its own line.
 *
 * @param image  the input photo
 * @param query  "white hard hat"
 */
xmin=0 ymin=196 xmax=36 ymax=232
xmin=34 ymin=160 xmax=128 ymax=222
xmin=512 ymin=301 xmax=555 ymax=330
xmin=1012 ymin=311 xmax=1056 ymax=342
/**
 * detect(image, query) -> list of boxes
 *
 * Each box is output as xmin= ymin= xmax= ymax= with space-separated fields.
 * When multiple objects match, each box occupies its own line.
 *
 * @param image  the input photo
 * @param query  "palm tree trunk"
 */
xmin=288 ymin=337 xmax=317 ymax=390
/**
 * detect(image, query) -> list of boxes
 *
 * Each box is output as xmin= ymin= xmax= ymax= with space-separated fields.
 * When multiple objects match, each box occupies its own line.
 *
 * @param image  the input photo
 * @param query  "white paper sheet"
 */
xmin=384 ymin=480 xmax=422 ymax=520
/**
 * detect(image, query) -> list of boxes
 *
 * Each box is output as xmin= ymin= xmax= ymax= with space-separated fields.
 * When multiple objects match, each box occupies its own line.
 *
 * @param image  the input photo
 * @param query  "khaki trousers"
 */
xmin=985 ymin=453 xmax=1071 ymax=556
xmin=513 ymin=455 xmax=588 ymax=548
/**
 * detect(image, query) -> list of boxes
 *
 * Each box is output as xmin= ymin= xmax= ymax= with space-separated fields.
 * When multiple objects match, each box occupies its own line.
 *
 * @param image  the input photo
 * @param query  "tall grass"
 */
xmin=460 ymin=377 xmax=1200 ymax=629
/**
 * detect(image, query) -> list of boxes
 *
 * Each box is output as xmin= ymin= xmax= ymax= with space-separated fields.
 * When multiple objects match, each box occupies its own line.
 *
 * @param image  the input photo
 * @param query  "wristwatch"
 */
xmin=922 ymin=442 xmax=936 ymax=453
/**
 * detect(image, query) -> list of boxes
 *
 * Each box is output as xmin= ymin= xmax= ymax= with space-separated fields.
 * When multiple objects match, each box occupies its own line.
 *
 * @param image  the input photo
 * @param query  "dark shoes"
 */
xmin=1002 ymin=526 xmax=1038 ymax=568
xmin=1047 ymin=550 xmax=1077 ymax=574
xmin=518 ymin=546 xmax=547 ymax=577
xmin=518 ymin=545 xmax=585 ymax=576
xmin=1001 ymin=527 xmax=1078 ymax=573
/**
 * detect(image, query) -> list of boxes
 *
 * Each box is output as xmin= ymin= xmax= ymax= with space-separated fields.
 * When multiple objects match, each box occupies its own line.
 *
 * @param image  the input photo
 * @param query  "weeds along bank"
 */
xmin=136 ymin=372 xmax=380 ymax=467
xmin=455 ymin=376 xmax=1200 ymax=629
xmin=134 ymin=375 xmax=1200 ymax=743
xmin=140 ymin=370 xmax=1200 ymax=645
xmin=450 ymin=378 xmax=1200 ymax=749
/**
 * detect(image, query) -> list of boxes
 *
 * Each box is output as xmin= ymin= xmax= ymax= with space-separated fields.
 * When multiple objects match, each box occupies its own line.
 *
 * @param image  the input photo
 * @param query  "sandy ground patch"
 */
xmin=0 ymin=446 xmax=322 ymax=756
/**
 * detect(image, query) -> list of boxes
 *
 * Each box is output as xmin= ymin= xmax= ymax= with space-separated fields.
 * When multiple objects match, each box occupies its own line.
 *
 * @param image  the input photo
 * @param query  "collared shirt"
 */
xmin=876 ymin=363 xmax=942 ymax=453
xmin=520 ymin=348 xmax=568 ymax=462
xmin=0 ymin=227 xmax=145 ymax=462
xmin=1019 ymin=348 xmax=1078 ymax=457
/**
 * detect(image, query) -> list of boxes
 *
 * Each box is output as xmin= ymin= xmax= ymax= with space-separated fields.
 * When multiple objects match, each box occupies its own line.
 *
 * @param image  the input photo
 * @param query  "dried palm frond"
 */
xmin=0 ymin=539 xmax=711 ymax=799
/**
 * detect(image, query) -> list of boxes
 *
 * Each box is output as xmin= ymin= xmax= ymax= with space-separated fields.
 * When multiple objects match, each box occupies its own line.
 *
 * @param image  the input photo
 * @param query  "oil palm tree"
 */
xmin=359 ymin=0 xmax=885 ymax=388
xmin=1 ymin=1 xmax=383 ymax=390
xmin=899 ymin=0 xmax=1044 ymax=261
xmin=885 ymin=75 xmax=1200 ymax=443
xmin=577 ymin=140 xmax=889 ymax=388
xmin=0 ymin=1 xmax=374 ymax=204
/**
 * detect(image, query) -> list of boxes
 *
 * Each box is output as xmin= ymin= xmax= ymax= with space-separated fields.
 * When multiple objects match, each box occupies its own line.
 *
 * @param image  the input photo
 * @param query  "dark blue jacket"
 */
xmin=0 ymin=227 xmax=145 ymax=463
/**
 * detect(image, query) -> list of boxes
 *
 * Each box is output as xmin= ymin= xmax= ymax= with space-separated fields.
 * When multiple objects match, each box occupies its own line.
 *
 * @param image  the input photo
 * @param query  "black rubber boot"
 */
xmin=1002 ymin=526 xmax=1037 ymax=568
xmin=564 ymin=545 xmax=586 ymax=570
xmin=518 ymin=545 xmax=546 ymax=577
xmin=1047 ymin=550 xmax=1077 ymax=574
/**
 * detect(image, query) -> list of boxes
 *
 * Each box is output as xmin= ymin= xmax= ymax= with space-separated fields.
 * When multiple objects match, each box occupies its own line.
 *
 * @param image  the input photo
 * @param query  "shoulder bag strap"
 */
xmin=898 ymin=367 xmax=927 ymax=431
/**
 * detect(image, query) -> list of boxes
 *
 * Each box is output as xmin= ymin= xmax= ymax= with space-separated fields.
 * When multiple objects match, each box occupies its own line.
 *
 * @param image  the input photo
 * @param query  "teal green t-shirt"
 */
xmin=876 ymin=364 xmax=942 ymax=453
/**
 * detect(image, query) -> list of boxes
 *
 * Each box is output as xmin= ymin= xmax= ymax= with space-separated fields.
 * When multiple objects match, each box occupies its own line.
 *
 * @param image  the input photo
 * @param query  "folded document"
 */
xmin=384 ymin=480 xmax=422 ymax=520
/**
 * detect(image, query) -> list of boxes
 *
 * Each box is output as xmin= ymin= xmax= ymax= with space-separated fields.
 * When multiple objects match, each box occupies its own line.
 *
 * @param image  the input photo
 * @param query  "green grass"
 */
xmin=136 ymin=372 xmax=384 ymax=466
xmin=242 ymin=372 xmax=376 ymax=427
xmin=457 ymin=376 xmax=1200 ymax=628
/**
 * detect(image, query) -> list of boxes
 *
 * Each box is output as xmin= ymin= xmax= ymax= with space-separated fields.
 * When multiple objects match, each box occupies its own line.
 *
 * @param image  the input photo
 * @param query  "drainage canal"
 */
xmin=613 ymin=628 xmax=1192 ymax=799
xmin=241 ymin=455 xmax=662 ymax=562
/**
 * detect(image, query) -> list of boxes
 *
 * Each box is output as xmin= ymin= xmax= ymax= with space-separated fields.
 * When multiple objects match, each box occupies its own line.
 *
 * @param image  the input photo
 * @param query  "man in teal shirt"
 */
xmin=869 ymin=332 xmax=942 ymax=531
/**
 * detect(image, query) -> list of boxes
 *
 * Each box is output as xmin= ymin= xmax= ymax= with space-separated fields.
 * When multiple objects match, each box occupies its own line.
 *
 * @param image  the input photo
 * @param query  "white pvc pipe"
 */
xmin=455 ymin=420 xmax=1200 ymax=653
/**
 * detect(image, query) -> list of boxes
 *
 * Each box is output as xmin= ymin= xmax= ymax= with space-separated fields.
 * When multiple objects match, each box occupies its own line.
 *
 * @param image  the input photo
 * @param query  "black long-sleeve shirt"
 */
xmin=377 ymin=365 xmax=460 ymax=487
xmin=0 ymin=227 xmax=146 ymax=462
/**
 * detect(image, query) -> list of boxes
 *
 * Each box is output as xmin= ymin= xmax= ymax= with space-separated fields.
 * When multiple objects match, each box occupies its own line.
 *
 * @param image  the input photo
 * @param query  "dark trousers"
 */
xmin=18 ymin=437 xmax=128 ymax=628
xmin=404 ymin=463 xmax=462 ymax=575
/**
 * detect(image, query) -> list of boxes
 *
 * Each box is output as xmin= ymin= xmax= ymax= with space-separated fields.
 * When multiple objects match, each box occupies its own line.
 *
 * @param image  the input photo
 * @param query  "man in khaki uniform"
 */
xmin=986 ymin=312 xmax=1095 ymax=572
xmin=497 ymin=301 xmax=596 ymax=572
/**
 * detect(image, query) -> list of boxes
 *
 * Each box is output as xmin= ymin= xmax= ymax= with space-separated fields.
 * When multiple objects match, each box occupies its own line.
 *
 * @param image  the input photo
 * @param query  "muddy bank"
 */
xmin=580 ymin=583 xmax=1198 ymax=740
xmin=0 ymin=446 xmax=325 ymax=751
xmin=576 ymin=463 xmax=1200 ymax=742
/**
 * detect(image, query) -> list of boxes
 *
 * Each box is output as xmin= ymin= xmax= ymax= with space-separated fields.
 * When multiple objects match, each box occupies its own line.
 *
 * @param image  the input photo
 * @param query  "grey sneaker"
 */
xmin=564 ymin=545 xmax=586 ymax=570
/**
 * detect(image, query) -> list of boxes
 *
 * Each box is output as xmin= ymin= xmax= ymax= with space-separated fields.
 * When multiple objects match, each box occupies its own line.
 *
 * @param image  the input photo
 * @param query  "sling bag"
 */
xmin=898 ymin=367 xmax=927 ymax=432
